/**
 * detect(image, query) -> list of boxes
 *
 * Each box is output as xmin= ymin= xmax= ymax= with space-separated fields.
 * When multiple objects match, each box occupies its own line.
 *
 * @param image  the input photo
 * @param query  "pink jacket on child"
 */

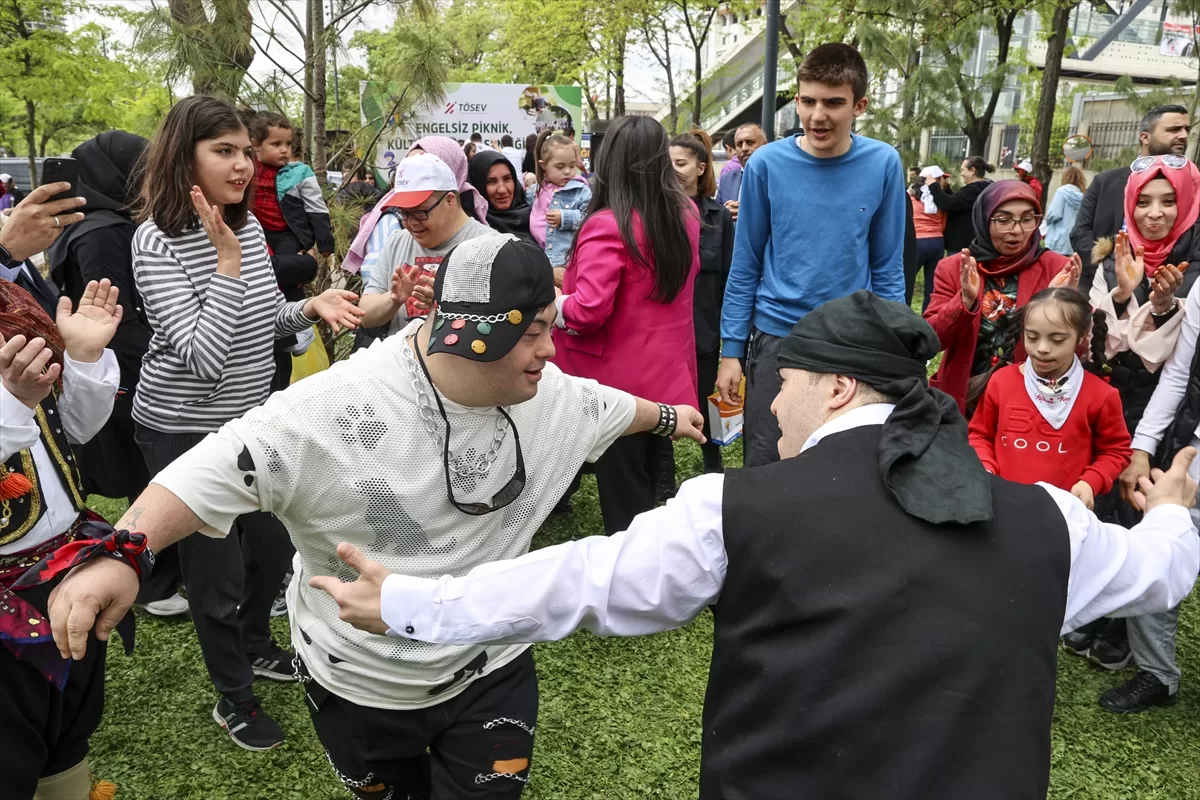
xmin=554 ymin=207 xmax=701 ymax=407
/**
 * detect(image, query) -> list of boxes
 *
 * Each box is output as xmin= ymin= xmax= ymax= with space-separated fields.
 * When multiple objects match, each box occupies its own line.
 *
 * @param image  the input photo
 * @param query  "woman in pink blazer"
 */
xmin=554 ymin=115 xmax=701 ymax=534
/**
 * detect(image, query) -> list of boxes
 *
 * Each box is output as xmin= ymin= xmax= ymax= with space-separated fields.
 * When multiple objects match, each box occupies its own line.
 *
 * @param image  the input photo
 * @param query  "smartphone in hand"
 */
xmin=41 ymin=157 xmax=80 ymax=202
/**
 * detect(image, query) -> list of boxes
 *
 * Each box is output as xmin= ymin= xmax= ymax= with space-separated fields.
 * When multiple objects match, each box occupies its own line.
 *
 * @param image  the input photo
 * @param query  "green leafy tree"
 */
xmin=933 ymin=0 xmax=1042 ymax=156
xmin=131 ymin=0 xmax=255 ymax=101
xmin=855 ymin=0 xmax=959 ymax=163
xmin=1028 ymin=0 xmax=1077 ymax=204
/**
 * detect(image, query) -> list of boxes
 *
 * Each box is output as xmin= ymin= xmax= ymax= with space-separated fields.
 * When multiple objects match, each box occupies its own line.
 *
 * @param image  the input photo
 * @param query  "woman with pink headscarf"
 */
xmin=1089 ymin=154 xmax=1200 ymax=409
xmin=1083 ymin=154 xmax=1200 ymax=714
xmin=342 ymin=136 xmax=487 ymax=279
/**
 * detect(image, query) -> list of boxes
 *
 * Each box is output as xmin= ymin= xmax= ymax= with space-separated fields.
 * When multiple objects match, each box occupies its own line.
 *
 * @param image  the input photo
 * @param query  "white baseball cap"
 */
xmin=919 ymin=166 xmax=946 ymax=179
xmin=383 ymin=153 xmax=458 ymax=210
xmin=0 ymin=174 xmax=13 ymax=183
xmin=1017 ymin=159 xmax=1033 ymax=172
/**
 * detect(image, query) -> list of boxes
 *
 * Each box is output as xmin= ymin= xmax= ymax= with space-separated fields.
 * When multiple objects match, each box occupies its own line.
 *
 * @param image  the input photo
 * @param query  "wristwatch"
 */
xmin=0 ymin=242 xmax=21 ymax=269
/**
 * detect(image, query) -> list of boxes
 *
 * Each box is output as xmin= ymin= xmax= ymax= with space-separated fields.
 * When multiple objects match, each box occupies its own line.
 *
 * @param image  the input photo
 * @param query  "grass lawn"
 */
xmin=86 ymin=435 xmax=1200 ymax=800
xmin=86 ymin=276 xmax=1200 ymax=798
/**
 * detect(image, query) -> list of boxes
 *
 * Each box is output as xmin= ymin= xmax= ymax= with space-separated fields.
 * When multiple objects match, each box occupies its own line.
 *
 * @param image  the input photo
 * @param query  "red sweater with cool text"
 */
xmin=967 ymin=364 xmax=1132 ymax=495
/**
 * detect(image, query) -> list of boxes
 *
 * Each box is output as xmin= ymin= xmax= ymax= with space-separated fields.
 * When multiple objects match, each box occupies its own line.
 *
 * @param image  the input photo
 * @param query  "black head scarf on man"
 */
xmin=776 ymin=290 xmax=993 ymax=525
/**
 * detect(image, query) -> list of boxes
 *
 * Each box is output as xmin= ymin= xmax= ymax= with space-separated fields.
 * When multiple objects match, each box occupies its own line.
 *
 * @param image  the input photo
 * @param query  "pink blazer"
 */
xmin=553 ymin=208 xmax=701 ymax=407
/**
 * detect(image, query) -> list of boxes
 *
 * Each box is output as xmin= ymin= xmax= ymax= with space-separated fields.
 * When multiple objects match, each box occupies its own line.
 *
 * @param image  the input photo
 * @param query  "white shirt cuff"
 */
xmin=0 ymin=383 xmax=37 ymax=426
xmin=381 ymin=573 xmax=438 ymax=638
xmin=1131 ymin=435 xmax=1161 ymax=455
xmin=1142 ymin=503 xmax=1195 ymax=529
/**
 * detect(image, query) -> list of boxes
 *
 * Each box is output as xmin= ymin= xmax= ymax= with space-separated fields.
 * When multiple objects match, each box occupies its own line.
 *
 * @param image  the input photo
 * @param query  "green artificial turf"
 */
xmin=85 ymin=277 xmax=1200 ymax=797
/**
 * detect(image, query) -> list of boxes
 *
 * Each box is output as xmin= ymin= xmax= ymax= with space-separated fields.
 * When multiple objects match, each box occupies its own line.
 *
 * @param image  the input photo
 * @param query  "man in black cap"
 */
xmin=44 ymin=233 xmax=705 ymax=799
xmin=317 ymin=291 xmax=1200 ymax=800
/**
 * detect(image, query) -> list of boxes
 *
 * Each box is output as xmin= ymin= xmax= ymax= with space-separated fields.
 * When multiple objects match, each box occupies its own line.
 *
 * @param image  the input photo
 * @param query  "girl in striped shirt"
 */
xmin=130 ymin=95 xmax=363 ymax=752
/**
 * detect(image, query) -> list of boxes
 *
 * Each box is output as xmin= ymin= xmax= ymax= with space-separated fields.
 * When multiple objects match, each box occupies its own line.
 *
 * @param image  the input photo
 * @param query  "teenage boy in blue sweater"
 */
xmin=716 ymin=42 xmax=906 ymax=467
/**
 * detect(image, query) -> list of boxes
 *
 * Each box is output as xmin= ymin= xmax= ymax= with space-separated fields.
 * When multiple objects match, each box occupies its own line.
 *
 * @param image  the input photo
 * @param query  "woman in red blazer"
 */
xmin=554 ymin=115 xmax=701 ymax=534
xmin=924 ymin=180 xmax=1081 ymax=416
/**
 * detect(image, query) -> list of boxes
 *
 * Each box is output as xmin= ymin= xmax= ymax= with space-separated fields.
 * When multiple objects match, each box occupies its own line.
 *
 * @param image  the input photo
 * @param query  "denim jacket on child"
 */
xmin=527 ymin=177 xmax=592 ymax=267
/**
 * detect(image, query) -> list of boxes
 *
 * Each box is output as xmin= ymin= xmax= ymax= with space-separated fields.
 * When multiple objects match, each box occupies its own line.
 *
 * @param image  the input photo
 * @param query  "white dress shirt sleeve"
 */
xmin=1131 ymin=278 xmax=1200 ymax=454
xmin=58 ymin=350 xmax=119 ymax=445
xmin=381 ymin=473 xmax=728 ymax=644
xmin=1 ymin=350 xmax=118 ymax=459
xmin=1046 ymin=483 xmax=1200 ymax=634
xmin=0 ymin=384 xmax=39 ymax=461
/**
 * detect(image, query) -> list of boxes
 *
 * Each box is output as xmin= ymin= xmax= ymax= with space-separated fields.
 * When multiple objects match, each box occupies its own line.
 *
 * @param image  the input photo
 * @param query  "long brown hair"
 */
xmin=669 ymin=133 xmax=717 ymax=198
xmin=134 ymin=95 xmax=252 ymax=237
xmin=1061 ymin=165 xmax=1088 ymax=193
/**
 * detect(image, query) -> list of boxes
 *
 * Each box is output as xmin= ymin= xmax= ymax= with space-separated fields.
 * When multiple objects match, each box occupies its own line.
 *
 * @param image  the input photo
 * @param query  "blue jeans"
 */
xmin=1126 ymin=503 xmax=1200 ymax=693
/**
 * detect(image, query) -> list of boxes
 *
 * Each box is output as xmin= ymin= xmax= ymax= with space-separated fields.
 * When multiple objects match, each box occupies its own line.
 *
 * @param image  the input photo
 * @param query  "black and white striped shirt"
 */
xmin=132 ymin=214 xmax=313 ymax=433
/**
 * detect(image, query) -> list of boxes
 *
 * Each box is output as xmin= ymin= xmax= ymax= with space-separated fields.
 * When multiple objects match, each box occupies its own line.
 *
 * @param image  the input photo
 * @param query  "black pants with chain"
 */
xmin=301 ymin=650 xmax=538 ymax=799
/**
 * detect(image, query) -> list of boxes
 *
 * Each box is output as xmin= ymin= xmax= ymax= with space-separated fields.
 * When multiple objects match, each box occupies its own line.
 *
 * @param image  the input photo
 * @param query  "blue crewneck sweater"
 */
xmin=720 ymin=134 xmax=906 ymax=357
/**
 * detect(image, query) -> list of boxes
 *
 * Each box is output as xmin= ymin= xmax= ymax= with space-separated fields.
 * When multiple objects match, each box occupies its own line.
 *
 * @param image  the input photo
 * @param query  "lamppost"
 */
xmin=761 ymin=0 xmax=781 ymax=138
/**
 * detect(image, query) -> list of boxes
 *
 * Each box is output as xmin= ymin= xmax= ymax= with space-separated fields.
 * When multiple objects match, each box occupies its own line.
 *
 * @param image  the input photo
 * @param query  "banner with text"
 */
xmin=361 ymin=82 xmax=583 ymax=182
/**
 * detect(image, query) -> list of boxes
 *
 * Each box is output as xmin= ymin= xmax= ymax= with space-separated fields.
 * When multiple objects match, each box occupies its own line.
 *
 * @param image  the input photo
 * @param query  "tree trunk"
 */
xmin=899 ymin=17 xmax=919 ymax=156
xmin=24 ymin=100 xmax=37 ymax=189
xmin=691 ymin=45 xmax=703 ymax=128
xmin=951 ymin=11 xmax=1018 ymax=158
xmin=614 ymin=36 xmax=626 ymax=117
xmin=1031 ymin=1 xmax=1073 ymax=206
xmin=312 ymin=0 xmax=328 ymax=177
xmin=303 ymin=0 xmax=315 ymax=161
xmin=663 ymin=20 xmax=678 ymax=133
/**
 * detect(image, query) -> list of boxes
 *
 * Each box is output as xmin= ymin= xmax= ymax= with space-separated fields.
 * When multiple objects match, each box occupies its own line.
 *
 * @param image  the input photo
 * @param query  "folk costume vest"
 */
xmin=704 ymin=426 xmax=1071 ymax=800
xmin=1 ymin=391 xmax=85 ymax=547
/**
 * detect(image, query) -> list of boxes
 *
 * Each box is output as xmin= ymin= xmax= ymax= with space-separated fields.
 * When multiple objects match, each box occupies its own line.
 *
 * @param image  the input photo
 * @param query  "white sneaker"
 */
xmin=270 ymin=595 xmax=288 ymax=618
xmin=138 ymin=592 xmax=190 ymax=617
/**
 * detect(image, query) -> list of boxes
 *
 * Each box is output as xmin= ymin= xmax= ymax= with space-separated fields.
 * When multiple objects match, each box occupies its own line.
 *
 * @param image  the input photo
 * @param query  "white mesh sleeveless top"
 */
xmin=154 ymin=319 xmax=635 ymax=709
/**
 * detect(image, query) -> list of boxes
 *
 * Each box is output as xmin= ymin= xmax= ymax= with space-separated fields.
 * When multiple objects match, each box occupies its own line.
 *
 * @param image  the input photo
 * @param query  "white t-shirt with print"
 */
xmin=152 ymin=320 xmax=636 ymax=709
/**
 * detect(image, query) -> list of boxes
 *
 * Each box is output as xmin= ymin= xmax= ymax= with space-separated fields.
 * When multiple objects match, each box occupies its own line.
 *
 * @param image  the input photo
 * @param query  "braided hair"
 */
xmin=0 ymin=279 xmax=64 ymax=370
xmin=965 ymin=287 xmax=1094 ymax=412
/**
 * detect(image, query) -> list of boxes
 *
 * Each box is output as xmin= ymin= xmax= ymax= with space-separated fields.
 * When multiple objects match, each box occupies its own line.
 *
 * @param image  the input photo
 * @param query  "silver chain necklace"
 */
xmin=404 ymin=338 xmax=509 ymax=478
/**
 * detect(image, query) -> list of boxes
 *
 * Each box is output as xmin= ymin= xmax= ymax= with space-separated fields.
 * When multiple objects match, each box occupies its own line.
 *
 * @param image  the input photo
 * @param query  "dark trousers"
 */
xmin=695 ymin=349 xmax=724 ymax=474
xmin=302 ymin=650 xmax=538 ymax=800
xmin=134 ymin=423 xmax=294 ymax=702
xmin=743 ymin=329 xmax=786 ymax=468
xmin=0 ymin=578 xmax=107 ymax=799
xmin=657 ymin=350 xmax=726 ymax=499
xmin=908 ymin=237 xmax=943 ymax=313
xmin=593 ymin=432 xmax=671 ymax=535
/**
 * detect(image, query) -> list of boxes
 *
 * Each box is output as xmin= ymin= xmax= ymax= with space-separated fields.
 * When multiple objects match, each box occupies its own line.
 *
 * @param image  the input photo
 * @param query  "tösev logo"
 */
xmin=445 ymin=101 xmax=487 ymax=114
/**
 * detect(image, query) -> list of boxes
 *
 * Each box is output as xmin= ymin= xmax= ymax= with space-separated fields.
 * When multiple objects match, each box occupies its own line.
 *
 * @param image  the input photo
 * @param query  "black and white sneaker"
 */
xmin=1098 ymin=670 xmax=1178 ymax=714
xmin=250 ymin=644 xmax=298 ymax=682
xmin=212 ymin=697 xmax=285 ymax=751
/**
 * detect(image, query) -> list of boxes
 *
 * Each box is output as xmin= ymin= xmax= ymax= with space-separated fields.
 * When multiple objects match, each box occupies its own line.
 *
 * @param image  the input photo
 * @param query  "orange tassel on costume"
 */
xmin=0 ymin=471 xmax=32 ymax=501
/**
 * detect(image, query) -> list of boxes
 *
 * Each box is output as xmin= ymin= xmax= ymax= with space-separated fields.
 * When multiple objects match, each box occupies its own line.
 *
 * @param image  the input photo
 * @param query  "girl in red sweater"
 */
xmin=968 ymin=288 xmax=1132 ymax=509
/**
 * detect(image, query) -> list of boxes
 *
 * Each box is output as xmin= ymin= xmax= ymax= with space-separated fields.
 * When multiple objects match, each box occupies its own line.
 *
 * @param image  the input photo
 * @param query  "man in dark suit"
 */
xmin=1071 ymin=104 xmax=1191 ymax=291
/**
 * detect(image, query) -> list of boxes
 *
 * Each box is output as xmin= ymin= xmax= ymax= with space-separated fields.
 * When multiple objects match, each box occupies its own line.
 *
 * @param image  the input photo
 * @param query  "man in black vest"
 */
xmin=311 ymin=291 xmax=1199 ymax=800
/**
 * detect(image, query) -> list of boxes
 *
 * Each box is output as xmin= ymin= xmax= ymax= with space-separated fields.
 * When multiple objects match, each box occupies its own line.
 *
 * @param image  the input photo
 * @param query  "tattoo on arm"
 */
xmin=117 ymin=506 xmax=145 ymax=531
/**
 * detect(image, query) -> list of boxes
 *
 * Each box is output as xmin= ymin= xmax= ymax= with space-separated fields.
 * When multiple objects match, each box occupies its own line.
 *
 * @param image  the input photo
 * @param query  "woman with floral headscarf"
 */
xmin=924 ymin=179 xmax=1082 ymax=416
